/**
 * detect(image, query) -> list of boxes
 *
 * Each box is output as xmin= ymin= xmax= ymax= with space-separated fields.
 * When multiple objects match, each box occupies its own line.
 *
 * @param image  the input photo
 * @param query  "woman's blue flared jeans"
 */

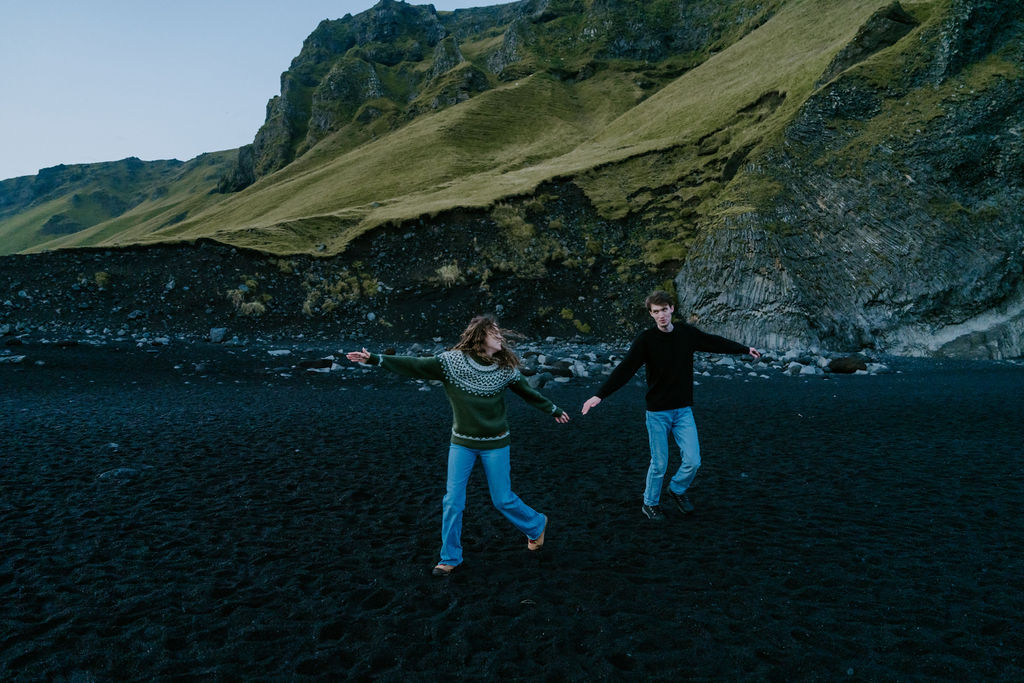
xmin=440 ymin=444 xmax=546 ymax=567
xmin=644 ymin=407 xmax=701 ymax=506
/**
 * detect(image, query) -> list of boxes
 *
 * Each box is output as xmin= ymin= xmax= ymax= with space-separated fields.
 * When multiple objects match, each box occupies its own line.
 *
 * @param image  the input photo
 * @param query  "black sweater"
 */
xmin=597 ymin=323 xmax=749 ymax=411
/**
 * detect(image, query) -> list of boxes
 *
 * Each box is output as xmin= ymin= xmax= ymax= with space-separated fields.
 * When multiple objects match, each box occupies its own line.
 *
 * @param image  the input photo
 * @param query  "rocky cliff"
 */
xmin=219 ymin=0 xmax=782 ymax=190
xmin=674 ymin=0 xmax=1024 ymax=358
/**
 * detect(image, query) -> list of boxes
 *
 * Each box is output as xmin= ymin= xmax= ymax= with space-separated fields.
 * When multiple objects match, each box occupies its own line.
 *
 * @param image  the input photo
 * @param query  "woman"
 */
xmin=346 ymin=315 xmax=570 ymax=576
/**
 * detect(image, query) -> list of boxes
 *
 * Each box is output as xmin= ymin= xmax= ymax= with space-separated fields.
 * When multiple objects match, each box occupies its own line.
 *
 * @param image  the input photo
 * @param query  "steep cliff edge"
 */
xmin=219 ymin=0 xmax=782 ymax=191
xmin=675 ymin=0 xmax=1024 ymax=358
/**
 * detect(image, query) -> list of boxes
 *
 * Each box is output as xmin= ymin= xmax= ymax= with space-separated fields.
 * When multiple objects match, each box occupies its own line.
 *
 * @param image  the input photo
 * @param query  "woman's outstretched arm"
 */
xmin=345 ymin=347 xmax=445 ymax=381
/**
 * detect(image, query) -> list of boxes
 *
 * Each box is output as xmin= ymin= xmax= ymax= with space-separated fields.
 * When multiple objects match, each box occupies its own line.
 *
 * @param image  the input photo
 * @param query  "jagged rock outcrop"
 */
xmin=429 ymin=36 xmax=465 ymax=79
xmin=817 ymin=2 xmax=918 ymax=86
xmin=215 ymin=145 xmax=255 ymax=194
xmin=676 ymin=0 xmax=1024 ymax=359
xmin=223 ymin=0 xmax=454 ymax=187
xmin=930 ymin=0 xmax=1020 ymax=82
xmin=485 ymin=18 xmax=523 ymax=77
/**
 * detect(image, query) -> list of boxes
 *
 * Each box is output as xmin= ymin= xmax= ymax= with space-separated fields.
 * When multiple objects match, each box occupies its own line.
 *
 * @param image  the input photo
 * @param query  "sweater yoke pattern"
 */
xmin=437 ymin=350 xmax=520 ymax=396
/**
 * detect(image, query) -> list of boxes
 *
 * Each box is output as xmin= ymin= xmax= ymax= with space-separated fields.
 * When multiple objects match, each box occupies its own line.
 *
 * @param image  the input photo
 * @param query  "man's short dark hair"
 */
xmin=645 ymin=290 xmax=675 ymax=311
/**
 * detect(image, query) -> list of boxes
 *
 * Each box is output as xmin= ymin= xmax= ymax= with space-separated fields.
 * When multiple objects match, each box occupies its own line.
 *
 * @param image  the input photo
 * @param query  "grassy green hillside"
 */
xmin=6 ymin=0 xmax=902 ymax=257
xmin=1 ymin=153 xmax=236 ymax=255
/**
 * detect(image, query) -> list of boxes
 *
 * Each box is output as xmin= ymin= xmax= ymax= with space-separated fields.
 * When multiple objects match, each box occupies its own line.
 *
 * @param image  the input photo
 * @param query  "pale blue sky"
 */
xmin=0 ymin=1 xmax=510 ymax=181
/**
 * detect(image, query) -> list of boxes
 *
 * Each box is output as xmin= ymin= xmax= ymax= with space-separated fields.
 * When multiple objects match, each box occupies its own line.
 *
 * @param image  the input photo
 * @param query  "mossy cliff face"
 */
xmin=674 ymin=0 xmax=1024 ymax=359
xmin=221 ymin=0 xmax=782 ymax=190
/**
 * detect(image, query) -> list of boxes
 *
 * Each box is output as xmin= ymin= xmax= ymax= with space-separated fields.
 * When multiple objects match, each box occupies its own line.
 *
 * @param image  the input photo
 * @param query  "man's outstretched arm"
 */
xmin=581 ymin=337 xmax=645 ymax=414
xmin=692 ymin=328 xmax=761 ymax=360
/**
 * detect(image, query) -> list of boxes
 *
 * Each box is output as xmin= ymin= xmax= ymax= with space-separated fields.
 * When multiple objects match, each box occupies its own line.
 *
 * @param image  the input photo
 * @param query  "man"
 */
xmin=581 ymin=291 xmax=760 ymax=521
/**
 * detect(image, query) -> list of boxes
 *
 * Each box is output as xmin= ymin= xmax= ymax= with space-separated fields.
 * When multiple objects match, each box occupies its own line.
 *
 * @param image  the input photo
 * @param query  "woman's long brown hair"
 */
xmin=451 ymin=315 xmax=521 ymax=369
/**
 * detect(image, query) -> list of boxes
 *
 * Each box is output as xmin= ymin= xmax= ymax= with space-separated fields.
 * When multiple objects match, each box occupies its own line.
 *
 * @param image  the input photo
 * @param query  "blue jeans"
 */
xmin=644 ymin=407 xmax=701 ymax=506
xmin=440 ymin=444 xmax=546 ymax=567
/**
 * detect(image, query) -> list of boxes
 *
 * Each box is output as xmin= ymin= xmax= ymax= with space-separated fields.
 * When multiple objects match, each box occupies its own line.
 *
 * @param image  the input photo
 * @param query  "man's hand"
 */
xmin=748 ymin=347 xmax=761 ymax=360
xmin=581 ymin=396 xmax=602 ymax=415
xmin=345 ymin=348 xmax=372 ymax=364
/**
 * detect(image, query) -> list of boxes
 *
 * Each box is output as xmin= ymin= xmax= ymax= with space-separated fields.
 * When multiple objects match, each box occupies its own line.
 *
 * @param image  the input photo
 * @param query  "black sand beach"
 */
xmin=2 ymin=342 xmax=1022 ymax=681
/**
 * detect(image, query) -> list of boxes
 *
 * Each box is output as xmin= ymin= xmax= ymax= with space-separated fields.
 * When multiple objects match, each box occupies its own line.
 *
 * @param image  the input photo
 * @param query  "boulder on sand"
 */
xmin=828 ymin=355 xmax=868 ymax=374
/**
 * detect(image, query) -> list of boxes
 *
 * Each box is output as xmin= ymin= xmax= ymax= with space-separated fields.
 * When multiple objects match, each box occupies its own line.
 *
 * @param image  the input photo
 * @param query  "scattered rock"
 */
xmin=829 ymin=355 xmax=869 ymax=374
xmin=97 ymin=467 xmax=145 ymax=481
xmin=785 ymin=361 xmax=806 ymax=375
xmin=541 ymin=360 xmax=574 ymax=377
xmin=209 ymin=327 xmax=229 ymax=343
xmin=528 ymin=371 xmax=554 ymax=389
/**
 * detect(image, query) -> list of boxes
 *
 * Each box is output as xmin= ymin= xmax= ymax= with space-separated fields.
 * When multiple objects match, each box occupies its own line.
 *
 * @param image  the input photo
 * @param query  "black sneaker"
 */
xmin=669 ymin=490 xmax=695 ymax=514
xmin=641 ymin=504 xmax=665 ymax=521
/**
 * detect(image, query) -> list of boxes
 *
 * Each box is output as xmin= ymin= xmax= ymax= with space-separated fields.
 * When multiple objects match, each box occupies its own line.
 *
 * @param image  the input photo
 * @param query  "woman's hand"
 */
xmin=581 ymin=396 xmax=602 ymax=415
xmin=345 ymin=348 xmax=372 ymax=364
xmin=555 ymin=412 xmax=570 ymax=424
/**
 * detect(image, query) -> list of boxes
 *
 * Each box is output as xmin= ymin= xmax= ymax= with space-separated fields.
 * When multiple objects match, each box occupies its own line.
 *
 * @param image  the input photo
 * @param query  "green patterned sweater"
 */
xmin=368 ymin=350 xmax=564 ymax=450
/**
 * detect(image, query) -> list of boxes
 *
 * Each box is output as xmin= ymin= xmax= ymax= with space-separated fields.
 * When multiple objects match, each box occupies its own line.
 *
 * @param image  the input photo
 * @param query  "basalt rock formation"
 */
xmin=675 ymin=0 xmax=1024 ymax=358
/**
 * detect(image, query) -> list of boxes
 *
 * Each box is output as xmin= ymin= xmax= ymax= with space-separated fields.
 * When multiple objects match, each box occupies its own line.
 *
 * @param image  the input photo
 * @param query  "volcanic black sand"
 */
xmin=2 ymin=342 xmax=1022 ymax=681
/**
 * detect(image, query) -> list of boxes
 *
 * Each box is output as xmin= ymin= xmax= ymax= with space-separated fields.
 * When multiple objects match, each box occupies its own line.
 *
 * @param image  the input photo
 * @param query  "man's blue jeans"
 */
xmin=440 ymin=444 xmax=546 ymax=567
xmin=644 ymin=407 xmax=701 ymax=506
